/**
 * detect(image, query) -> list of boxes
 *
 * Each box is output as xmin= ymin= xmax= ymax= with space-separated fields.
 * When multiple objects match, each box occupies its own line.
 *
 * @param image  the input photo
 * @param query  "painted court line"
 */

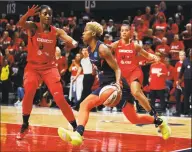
xmin=1 ymin=122 xmax=190 ymax=139
xmin=170 ymin=147 xmax=192 ymax=152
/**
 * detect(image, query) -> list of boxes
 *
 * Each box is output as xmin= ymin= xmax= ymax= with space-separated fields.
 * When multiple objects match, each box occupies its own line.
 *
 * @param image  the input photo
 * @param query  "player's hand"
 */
xmin=26 ymin=5 xmax=40 ymax=17
xmin=157 ymin=72 xmax=163 ymax=77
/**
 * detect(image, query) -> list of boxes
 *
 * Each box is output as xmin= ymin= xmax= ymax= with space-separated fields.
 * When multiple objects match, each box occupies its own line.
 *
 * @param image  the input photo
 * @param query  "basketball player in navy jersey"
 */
xmin=58 ymin=22 xmax=170 ymax=146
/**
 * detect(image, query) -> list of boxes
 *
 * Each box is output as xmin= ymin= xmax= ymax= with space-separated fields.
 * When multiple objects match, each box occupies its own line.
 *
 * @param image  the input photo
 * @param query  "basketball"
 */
xmin=99 ymin=85 xmax=122 ymax=107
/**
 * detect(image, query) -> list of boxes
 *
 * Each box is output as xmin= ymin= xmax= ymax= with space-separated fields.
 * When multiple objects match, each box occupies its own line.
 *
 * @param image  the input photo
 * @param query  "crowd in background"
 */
xmin=0 ymin=1 xmax=191 ymax=116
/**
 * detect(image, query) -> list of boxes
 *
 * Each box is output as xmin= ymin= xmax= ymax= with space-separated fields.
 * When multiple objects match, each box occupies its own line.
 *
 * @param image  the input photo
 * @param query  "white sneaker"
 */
xmin=14 ymin=100 xmax=21 ymax=106
xmin=112 ymin=107 xmax=117 ymax=112
xmin=17 ymin=101 xmax=22 ymax=106
xmin=102 ymin=107 xmax=110 ymax=111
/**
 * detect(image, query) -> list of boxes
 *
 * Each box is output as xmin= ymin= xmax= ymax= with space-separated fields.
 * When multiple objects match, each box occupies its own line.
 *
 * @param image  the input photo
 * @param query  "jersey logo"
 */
xmin=37 ymin=38 xmax=53 ymax=43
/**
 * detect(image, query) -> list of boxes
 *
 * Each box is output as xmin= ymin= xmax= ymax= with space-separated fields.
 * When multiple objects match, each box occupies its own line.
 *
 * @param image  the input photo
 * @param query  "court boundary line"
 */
xmin=1 ymin=121 xmax=191 ymax=140
xmin=170 ymin=147 xmax=192 ymax=152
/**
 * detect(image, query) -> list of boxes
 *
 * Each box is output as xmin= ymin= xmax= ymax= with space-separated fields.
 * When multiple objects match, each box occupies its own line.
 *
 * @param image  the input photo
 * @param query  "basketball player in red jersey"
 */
xmin=16 ymin=5 xmax=78 ymax=139
xmin=57 ymin=22 xmax=170 ymax=146
xmin=110 ymin=23 xmax=171 ymax=139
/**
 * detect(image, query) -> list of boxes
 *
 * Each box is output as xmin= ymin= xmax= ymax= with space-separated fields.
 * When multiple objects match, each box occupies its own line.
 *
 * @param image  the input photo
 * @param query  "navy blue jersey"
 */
xmin=88 ymin=41 xmax=116 ymax=86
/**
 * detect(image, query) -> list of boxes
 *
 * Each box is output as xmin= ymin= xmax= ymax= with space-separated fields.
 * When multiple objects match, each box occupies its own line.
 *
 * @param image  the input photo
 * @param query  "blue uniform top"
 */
xmin=88 ymin=41 xmax=116 ymax=86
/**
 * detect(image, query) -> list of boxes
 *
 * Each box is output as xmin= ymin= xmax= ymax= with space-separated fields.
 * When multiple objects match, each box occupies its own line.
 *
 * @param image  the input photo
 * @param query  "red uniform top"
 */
xmin=115 ymin=40 xmax=139 ymax=77
xmin=14 ymin=38 xmax=23 ymax=47
xmin=55 ymin=56 xmax=67 ymax=75
xmin=149 ymin=62 xmax=168 ymax=90
xmin=174 ymin=61 xmax=184 ymax=87
xmin=27 ymin=23 xmax=57 ymax=66
xmin=136 ymin=24 xmax=148 ymax=40
xmin=170 ymin=41 xmax=184 ymax=60
xmin=166 ymin=65 xmax=174 ymax=81
xmin=141 ymin=14 xmax=153 ymax=28
xmin=7 ymin=45 xmax=18 ymax=52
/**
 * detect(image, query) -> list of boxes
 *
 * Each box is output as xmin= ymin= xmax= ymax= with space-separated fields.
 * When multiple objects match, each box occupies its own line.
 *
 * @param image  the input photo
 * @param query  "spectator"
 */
xmin=166 ymin=17 xmax=179 ymax=45
xmin=175 ymin=5 xmax=184 ymax=32
xmin=0 ymin=31 xmax=11 ymax=52
xmin=14 ymin=86 xmax=24 ymax=106
xmin=177 ymin=50 xmax=192 ymax=116
xmin=55 ymin=46 xmax=67 ymax=83
xmin=173 ymin=51 xmax=186 ymax=116
xmin=69 ymin=53 xmax=84 ymax=105
xmin=4 ymin=49 xmax=14 ymax=66
xmin=153 ymin=16 xmax=167 ymax=40
xmin=151 ymin=4 xmax=166 ymax=26
xmin=141 ymin=6 xmax=152 ymax=28
xmin=106 ymin=19 xmax=117 ymax=39
xmin=0 ymin=59 xmax=12 ymax=104
xmin=7 ymin=40 xmax=18 ymax=54
xmin=133 ymin=10 xmax=142 ymax=28
xmin=170 ymin=34 xmax=185 ymax=66
xmin=155 ymin=37 xmax=170 ymax=62
xmin=136 ymin=19 xmax=148 ymax=40
xmin=149 ymin=52 xmax=168 ymax=112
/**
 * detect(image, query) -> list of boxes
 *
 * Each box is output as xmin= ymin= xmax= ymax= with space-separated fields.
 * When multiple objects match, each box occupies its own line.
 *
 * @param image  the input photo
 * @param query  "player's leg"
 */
xmin=42 ymin=67 xmax=77 ymax=130
xmin=16 ymin=68 xmax=40 ymax=140
xmin=122 ymin=77 xmax=171 ymax=140
xmin=58 ymin=87 xmax=104 ymax=146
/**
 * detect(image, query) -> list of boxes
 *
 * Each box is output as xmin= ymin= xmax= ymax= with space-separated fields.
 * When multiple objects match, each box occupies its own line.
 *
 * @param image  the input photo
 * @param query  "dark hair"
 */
xmin=40 ymin=5 xmax=52 ymax=13
xmin=122 ymin=20 xmax=130 ymax=25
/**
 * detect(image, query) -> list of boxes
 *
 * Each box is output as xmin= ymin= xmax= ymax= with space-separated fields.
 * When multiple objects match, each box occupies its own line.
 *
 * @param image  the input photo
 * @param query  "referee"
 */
xmin=177 ymin=49 xmax=192 ymax=116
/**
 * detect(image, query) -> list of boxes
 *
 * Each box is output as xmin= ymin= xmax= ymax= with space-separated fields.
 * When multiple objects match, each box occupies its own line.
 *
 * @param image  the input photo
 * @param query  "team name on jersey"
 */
xmin=119 ymin=49 xmax=133 ymax=53
xmin=120 ymin=60 xmax=132 ymax=65
xmin=156 ymin=26 xmax=166 ymax=30
xmin=158 ymin=48 xmax=165 ymax=52
xmin=151 ymin=68 xmax=162 ymax=74
xmin=171 ymin=45 xmax=179 ymax=50
xmin=37 ymin=38 xmax=53 ymax=43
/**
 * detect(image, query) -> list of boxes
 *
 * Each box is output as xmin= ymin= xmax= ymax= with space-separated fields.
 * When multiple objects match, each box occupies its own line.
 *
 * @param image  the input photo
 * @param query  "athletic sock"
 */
xmin=76 ymin=125 xmax=85 ymax=136
xmin=69 ymin=120 xmax=77 ymax=131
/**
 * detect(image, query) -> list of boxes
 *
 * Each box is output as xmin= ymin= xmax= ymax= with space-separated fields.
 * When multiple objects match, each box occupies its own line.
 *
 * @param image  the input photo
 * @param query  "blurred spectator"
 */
xmin=106 ymin=19 xmax=117 ymax=39
xmin=164 ymin=57 xmax=174 ymax=91
xmin=69 ymin=53 xmax=83 ymax=105
xmin=0 ymin=31 xmax=11 ymax=52
xmin=173 ymin=51 xmax=186 ymax=116
xmin=14 ymin=86 xmax=24 ymax=106
xmin=170 ymin=34 xmax=185 ymax=66
xmin=175 ymin=5 xmax=185 ymax=32
xmin=181 ymin=23 xmax=192 ymax=55
xmin=133 ymin=10 xmax=142 ymax=28
xmin=149 ymin=52 xmax=168 ymax=112
xmin=139 ymin=41 xmax=154 ymax=86
xmin=0 ymin=59 xmax=12 ymax=104
xmin=153 ymin=16 xmax=167 ymax=40
xmin=6 ymin=40 xmax=18 ymax=54
xmin=136 ymin=19 xmax=148 ymax=40
xmin=155 ymin=37 xmax=170 ymax=62
xmin=159 ymin=1 xmax=167 ymax=13
xmin=177 ymin=50 xmax=192 ymax=116
xmin=141 ymin=6 xmax=152 ymax=28
xmin=166 ymin=17 xmax=179 ymax=45
xmin=4 ymin=49 xmax=14 ymax=66
xmin=55 ymin=46 xmax=67 ymax=83
xmin=151 ymin=4 xmax=166 ymax=26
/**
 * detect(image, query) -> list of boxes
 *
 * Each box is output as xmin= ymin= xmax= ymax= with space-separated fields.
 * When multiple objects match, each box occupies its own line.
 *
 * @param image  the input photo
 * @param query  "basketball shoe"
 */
xmin=58 ymin=127 xmax=83 ymax=146
xmin=16 ymin=123 xmax=29 ymax=140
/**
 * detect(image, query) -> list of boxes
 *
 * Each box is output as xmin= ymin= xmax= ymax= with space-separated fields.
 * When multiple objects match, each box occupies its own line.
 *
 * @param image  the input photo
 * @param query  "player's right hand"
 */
xmin=26 ymin=5 xmax=40 ymax=17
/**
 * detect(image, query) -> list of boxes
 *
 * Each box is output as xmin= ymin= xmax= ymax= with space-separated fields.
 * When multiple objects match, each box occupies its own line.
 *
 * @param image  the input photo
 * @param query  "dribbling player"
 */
xmin=16 ymin=5 xmax=78 ymax=139
xmin=58 ymin=22 xmax=171 ymax=146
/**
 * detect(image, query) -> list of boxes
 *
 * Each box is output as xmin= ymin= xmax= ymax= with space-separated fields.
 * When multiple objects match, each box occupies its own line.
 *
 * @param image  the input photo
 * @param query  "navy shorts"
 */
xmin=91 ymin=77 xmax=134 ymax=107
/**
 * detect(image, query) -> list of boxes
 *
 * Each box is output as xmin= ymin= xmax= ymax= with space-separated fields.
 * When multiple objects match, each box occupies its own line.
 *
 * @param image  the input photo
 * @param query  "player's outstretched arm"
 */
xmin=135 ymin=43 xmax=158 ymax=62
xmin=57 ymin=28 xmax=78 ymax=49
xmin=17 ymin=5 xmax=40 ymax=29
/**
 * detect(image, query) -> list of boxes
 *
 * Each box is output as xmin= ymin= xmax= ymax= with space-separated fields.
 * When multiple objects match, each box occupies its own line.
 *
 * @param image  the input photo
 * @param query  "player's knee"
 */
xmin=131 ymin=89 xmax=142 ymax=99
xmin=79 ymin=102 xmax=90 ymax=111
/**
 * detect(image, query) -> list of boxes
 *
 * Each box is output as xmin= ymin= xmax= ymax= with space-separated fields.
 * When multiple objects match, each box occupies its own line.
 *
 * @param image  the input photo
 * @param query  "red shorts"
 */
xmin=124 ymin=67 xmax=143 ymax=85
xmin=23 ymin=63 xmax=61 ymax=89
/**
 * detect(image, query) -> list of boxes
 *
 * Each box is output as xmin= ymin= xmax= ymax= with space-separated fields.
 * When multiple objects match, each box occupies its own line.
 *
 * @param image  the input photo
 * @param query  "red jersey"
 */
xmin=149 ymin=62 xmax=168 ymax=90
xmin=115 ymin=40 xmax=139 ymax=76
xmin=166 ymin=65 xmax=174 ymax=81
xmin=170 ymin=41 xmax=184 ymax=60
xmin=141 ymin=14 xmax=153 ymax=28
xmin=27 ymin=23 xmax=57 ymax=66
xmin=55 ymin=56 xmax=67 ymax=75
xmin=7 ymin=45 xmax=18 ymax=53
xmin=153 ymin=22 xmax=167 ymax=39
xmin=71 ymin=65 xmax=83 ymax=76
xmin=174 ymin=61 xmax=184 ymax=87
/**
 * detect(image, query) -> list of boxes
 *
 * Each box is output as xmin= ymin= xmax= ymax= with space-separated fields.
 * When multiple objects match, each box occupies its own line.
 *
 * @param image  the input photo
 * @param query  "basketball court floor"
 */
xmin=1 ymin=106 xmax=191 ymax=152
